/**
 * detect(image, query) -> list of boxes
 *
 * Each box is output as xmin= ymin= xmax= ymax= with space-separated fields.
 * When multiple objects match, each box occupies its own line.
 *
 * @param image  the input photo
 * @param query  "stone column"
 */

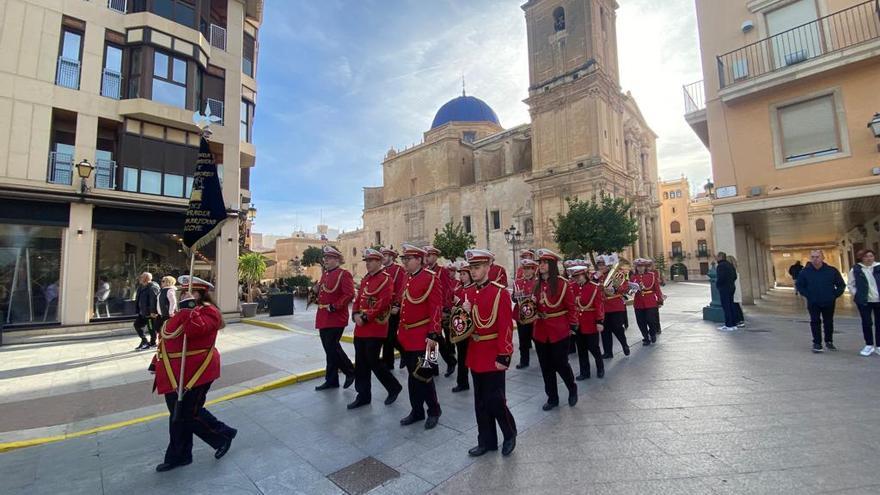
xmin=735 ymin=224 xmax=754 ymax=304
xmin=60 ymin=203 xmax=95 ymax=325
xmin=637 ymin=212 xmax=646 ymax=257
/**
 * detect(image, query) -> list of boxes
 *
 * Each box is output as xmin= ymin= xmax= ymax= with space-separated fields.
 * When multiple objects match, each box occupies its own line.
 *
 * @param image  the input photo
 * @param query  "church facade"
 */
xmin=362 ymin=0 xmax=662 ymax=273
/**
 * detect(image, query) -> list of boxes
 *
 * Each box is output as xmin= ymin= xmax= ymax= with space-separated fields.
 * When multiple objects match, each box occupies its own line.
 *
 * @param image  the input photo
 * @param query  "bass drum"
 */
xmin=517 ymin=298 xmax=538 ymax=324
xmin=448 ymin=306 xmax=475 ymax=344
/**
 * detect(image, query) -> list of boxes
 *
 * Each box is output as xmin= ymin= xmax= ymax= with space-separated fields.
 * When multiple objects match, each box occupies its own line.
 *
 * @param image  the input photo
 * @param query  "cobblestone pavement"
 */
xmin=2 ymin=282 xmax=878 ymax=495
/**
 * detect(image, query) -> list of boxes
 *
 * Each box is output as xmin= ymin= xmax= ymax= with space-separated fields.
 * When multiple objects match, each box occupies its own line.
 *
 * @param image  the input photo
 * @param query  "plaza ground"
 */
xmin=1 ymin=282 xmax=879 ymax=494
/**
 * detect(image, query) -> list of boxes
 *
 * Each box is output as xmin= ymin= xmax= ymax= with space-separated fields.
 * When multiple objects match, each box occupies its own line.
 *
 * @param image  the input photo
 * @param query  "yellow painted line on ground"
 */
xmin=240 ymin=318 xmax=355 ymax=343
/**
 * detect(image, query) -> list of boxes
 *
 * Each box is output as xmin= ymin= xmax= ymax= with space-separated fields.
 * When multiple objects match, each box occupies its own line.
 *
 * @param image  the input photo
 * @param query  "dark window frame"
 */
xmin=490 ymin=210 xmax=501 ymax=230
xmin=670 ymin=220 xmax=681 ymax=234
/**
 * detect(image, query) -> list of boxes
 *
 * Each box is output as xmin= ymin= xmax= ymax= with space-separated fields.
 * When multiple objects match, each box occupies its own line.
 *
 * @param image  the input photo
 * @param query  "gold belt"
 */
xmin=403 ymin=317 xmax=430 ymax=330
xmin=541 ymin=310 xmax=567 ymax=319
xmin=606 ymin=295 xmax=622 ymax=300
xmin=641 ymin=290 xmax=653 ymax=295
xmin=318 ymin=304 xmax=331 ymax=309
xmin=472 ymin=332 xmax=498 ymax=342
xmin=166 ymin=349 xmax=209 ymax=358
xmin=159 ymin=342 xmax=216 ymax=391
xmin=578 ymin=308 xmax=595 ymax=312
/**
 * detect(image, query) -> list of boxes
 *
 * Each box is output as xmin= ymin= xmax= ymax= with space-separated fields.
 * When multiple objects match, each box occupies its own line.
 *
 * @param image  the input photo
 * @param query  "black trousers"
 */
xmin=134 ymin=315 xmax=157 ymax=343
xmin=381 ymin=314 xmax=403 ymax=368
xmin=472 ymin=371 xmax=517 ymax=449
xmin=807 ymin=302 xmax=836 ymax=345
xmin=719 ymin=288 xmax=736 ymax=328
xmin=163 ymin=382 xmax=237 ymax=464
xmin=516 ymin=322 xmax=533 ymax=365
xmin=533 ymin=338 xmax=576 ymax=404
xmin=858 ymin=302 xmax=880 ymax=346
xmin=438 ymin=316 xmax=457 ymax=368
xmin=575 ymin=333 xmax=603 ymax=376
xmin=601 ymin=311 xmax=629 ymax=356
xmin=733 ymin=303 xmax=745 ymax=325
xmin=354 ymin=337 xmax=402 ymax=401
xmin=403 ymin=350 xmax=441 ymax=418
xmin=319 ymin=327 xmax=354 ymax=385
xmin=455 ymin=339 xmax=469 ymax=388
xmin=634 ymin=307 xmax=661 ymax=341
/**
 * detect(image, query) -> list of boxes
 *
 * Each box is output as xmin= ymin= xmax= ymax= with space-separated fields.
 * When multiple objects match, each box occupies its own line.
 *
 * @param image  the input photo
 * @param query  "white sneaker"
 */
xmin=860 ymin=345 xmax=874 ymax=357
xmin=736 ymin=322 xmax=746 ymax=328
xmin=717 ymin=326 xmax=728 ymax=331
xmin=717 ymin=326 xmax=734 ymax=332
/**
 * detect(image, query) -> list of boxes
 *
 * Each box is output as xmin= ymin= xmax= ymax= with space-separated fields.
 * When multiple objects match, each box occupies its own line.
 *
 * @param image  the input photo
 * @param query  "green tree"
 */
xmin=432 ymin=222 xmax=475 ymax=260
xmin=654 ymin=253 xmax=668 ymax=277
xmin=301 ymin=245 xmax=324 ymax=267
xmin=238 ymin=252 xmax=267 ymax=302
xmin=551 ymin=196 xmax=639 ymax=264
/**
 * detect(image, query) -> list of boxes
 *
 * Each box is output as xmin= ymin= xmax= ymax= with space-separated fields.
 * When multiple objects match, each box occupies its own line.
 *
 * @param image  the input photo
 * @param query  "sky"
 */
xmin=251 ymin=0 xmax=710 ymax=236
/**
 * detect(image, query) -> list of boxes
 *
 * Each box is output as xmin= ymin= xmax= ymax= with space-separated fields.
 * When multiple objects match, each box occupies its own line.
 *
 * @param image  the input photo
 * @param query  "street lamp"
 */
xmin=75 ymin=159 xmax=94 ymax=194
xmin=704 ymin=179 xmax=715 ymax=199
xmin=503 ymin=224 xmax=523 ymax=274
xmin=247 ymin=204 xmax=257 ymax=221
xmin=869 ymin=113 xmax=880 ymax=138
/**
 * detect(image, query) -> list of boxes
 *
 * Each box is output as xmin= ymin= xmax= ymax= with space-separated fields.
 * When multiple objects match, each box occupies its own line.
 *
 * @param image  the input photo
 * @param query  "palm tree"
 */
xmin=238 ymin=252 xmax=267 ymax=303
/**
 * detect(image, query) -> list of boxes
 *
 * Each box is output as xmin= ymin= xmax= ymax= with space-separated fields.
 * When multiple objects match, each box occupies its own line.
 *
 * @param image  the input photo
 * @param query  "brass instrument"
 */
xmin=412 ymin=342 xmax=439 ymax=382
xmin=603 ymin=258 xmax=639 ymax=298
xmin=305 ymin=283 xmax=319 ymax=310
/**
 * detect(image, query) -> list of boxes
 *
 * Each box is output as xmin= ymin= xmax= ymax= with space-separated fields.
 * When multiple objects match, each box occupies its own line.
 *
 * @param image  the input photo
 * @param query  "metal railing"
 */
xmin=55 ymin=57 xmax=80 ymax=89
xmin=683 ymin=80 xmax=705 ymax=114
xmin=95 ymin=159 xmax=116 ymax=189
xmin=206 ymin=98 xmax=224 ymax=124
xmin=696 ymin=249 xmax=710 ymax=258
xmin=47 ymin=152 xmax=73 ymax=185
xmin=210 ymin=24 xmax=227 ymax=51
xmin=717 ymin=0 xmax=880 ymax=88
xmin=107 ymin=0 xmax=127 ymax=14
xmin=101 ymin=68 xmax=122 ymax=99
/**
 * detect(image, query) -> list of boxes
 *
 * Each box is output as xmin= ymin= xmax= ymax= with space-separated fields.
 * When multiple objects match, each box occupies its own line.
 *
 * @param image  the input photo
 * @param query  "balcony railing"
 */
xmin=717 ymin=0 xmax=880 ymax=88
xmin=47 ymin=152 xmax=73 ymax=185
xmin=206 ymin=98 xmax=224 ymax=124
xmin=210 ymin=24 xmax=227 ymax=51
xmin=107 ymin=0 xmax=127 ymax=14
xmin=683 ymin=80 xmax=705 ymax=114
xmin=95 ymin=159 xmax=116 ymax=189
xmin=55 ymin=57 xmax=80 ymax=89
xmin=696 ymin=249 xmax=710 ymax=258
xmin=101 ymin=68 xmax=122 ymax=99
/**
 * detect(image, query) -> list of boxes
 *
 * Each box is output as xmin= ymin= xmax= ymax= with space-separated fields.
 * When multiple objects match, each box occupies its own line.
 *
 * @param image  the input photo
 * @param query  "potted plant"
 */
xmin=238 ymin=252 xmax=267 ymax=317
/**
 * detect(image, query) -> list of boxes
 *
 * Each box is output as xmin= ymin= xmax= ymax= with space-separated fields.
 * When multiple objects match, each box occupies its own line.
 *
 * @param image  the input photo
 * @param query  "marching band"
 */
xmin=310 ymin=241 xmax=667 ymax=457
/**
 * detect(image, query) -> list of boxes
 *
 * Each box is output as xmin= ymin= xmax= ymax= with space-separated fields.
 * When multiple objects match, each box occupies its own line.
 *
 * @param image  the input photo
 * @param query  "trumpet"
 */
xmin=412 ymin=341 xmax=439 ymax=382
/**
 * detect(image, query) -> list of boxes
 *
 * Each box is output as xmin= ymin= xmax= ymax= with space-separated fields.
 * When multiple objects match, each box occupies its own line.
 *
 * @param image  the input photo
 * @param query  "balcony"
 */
xmin=209 ymin=24 xmax=227 ymax=51
xmin=55 ymin=57 xmax=80 ymax=90
xmin=682 ymin=80 xmax=709 ymax=148
xmin=696 ymin=249 xmax=710 ymax=259
xmin=101 ymin=68 xmax=122 ymax=99
xmin=47 ymin=152 xmax=73 ymax=185
xmin=206 ymin=98 xmax=224 ymax=125
xmin=95 ymin=159 xmax=117 ymax=190
xmin=717 ymin=0 xmax=880 ymax=101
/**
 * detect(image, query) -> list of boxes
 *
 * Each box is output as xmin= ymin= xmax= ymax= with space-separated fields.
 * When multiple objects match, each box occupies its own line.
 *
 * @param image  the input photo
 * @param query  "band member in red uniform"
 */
xmin=348 ymin=249 xmax=404 ymax=409
xmin=380 ymin=247 xmax=406 ymax=369
xmin=631 ymin=258 xmax=664 ymax=345
xmin=314 ymin=245 xmax=356 ymax=391
xmin=398 ymin=244 xmax=443 ymax=429
xmin=597 ymin=255 xmax=631 ymax=359
xmin=424 ymin=245 xmax=457 ymax=377
xmin=513 ymin=258 xmax=539 ymax=368
xmin=647 ymin=258 xmax=665 ymax=334
xmin=514 ymin=249 xmax=536 ymax=280
xmin=152 ymin=276 xmax=237 ymax=472
xmin=533 ymin=249 xmax=578 ymax=410
xmin=461 ymin=249 xmax=517 ymax=457
xmin=570 ymin=265 xmax=605 ymax=380
xmin=488 ymin=255 xmax=509 ymax=287
xmin=451 ymin=261 xmax=476 ymax=393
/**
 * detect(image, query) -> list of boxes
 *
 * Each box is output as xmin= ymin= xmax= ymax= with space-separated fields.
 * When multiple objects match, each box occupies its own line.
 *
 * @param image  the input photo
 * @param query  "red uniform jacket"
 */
xmin=598 ymin=273 xmax=629 ymax=313
xmin=513 ymin=276 xmax=538 ymax=324
xmin=466 ymin=281 xmax=514 ymax=373
xmin=533 ymin=278 xmax=577 ymax=344
xmin=352 ymin=270 xmax=393 ymax=339
xmin=515 ymin=266 xmax=524 ymax=280
xmin=488 ymin=264 xmax=508 ymax=287
xmin=315 ymin=268 xmax=355 ymax=329
xmin=152 ymin=303 xmax=222 ymax=395
xmin=573 ymin=281 xmax=605 ymax=334
xmin=427 ymin=263 xmax=455 ymax=310
xmin=453 ymin=282 xmax=476 ymax=305
xmin=382 ymin=263 xmax=406 ymax=306
xmin=398 ymin=268 xmax=443 ymax=351
xmin=631 ymin=272 xmax=663 ymax=309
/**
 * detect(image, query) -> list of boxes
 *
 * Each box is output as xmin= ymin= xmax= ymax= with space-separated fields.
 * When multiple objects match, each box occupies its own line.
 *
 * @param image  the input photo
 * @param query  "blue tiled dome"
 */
xmin=431 ymin=95 xmax=500 ymax=129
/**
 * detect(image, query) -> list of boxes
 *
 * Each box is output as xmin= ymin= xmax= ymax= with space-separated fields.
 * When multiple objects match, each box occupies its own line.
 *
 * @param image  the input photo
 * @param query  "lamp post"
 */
xmin=503 ymin=224 xmax=522 ymax=275
xmin=75 ymin=159 xmax=94 ymax=194
xmin=868 ymin=113 xmax=880 ymax=138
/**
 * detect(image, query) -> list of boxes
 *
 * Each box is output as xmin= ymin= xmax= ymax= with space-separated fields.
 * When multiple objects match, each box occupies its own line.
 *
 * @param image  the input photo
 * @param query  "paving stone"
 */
xmin=327 ymin=456 xmax=399 ymax=495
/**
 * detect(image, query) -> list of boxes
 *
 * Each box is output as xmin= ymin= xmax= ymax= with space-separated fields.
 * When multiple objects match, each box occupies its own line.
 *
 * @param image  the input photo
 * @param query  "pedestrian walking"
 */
xmin=157 ymin=276 xmax=178 ymax=331
xmin=134 ymin=272 xmax=160 ymax=350
xmin=151 ymin=276 xmax=237 ymax=472
xmin=729 ymin=256 xmax=745 ymax=327
xmin=847 ymin=249 xmax=880 ymax=357
xmin=714 ymin=252 xmax=738 ymax=331
xmin=789 ymin=260 xmax=804 ymax=295
xmin=796 ymin=250 xmax=846 ymax=353
xmin=313 ymin=245 xmax=356 ymax=391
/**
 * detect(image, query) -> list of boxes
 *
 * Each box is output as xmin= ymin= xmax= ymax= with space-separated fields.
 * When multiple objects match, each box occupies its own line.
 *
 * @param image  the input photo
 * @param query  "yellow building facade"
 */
xmin=658 ymin=177 xmax=715 ymax=281
xmin=362 ymin=0 xmax=662 ymax=275
xmin=684 ymin=0 xmax=880 ymax=302
xmin=0 ymin=0 xmax=262 ymax=330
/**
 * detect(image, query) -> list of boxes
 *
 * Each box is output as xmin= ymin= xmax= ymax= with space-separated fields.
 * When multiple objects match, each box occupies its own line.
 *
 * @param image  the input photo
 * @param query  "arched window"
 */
xmin=553 ymin=7 xmax=565 ymax=32
xmin=695 ymin=218 xmax=706 ymax=232
xmin=524 ymin=217 xmax=534 ymax=235
xmin=670 ymin=221 xmax=681 ymax=234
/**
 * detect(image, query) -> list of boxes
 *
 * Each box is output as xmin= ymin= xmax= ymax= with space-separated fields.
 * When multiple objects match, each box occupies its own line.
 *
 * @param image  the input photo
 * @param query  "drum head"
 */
xmin=449 ymin=307 xmax=474 ymax=344
xmin=518 ymin=298 xmax=538 ymax=324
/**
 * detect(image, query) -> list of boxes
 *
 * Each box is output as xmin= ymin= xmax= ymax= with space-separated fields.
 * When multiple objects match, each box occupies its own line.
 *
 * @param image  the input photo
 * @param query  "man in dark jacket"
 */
xmin=715 ymin=252 xmax=738 ymax=331
xmin=796 ymin=250 xmax=846 ymax=353
xmin=788 ymin=261 xmax=804 ymax=295
xmin=134 ymin=272 xmax=160 ymax=350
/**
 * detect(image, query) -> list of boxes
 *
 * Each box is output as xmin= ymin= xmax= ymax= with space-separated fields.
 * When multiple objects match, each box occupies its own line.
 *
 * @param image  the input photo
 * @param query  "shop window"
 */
xmin=0 ymin=225 xmax=63 ymax=326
